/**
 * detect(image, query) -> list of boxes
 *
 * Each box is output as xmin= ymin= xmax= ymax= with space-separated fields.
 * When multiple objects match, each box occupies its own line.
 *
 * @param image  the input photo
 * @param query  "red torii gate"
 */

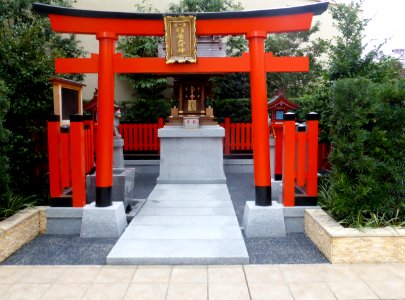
xmin=34 ymin=2 xmax=328 ymax=208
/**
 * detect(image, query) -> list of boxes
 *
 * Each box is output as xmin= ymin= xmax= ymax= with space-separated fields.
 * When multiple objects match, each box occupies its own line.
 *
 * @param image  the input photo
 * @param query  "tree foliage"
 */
xmin=168 ymin=0 xmax=242 ymax=12
xmin=328 ymin=1 xmax=400 ymax=81
xmin=0 ymin=0 xmax=84 ymax=203
xmin=265 ymin=23 xmax=327 ymax=97
xmin=0 ymin=80 xmax=10 ymax=201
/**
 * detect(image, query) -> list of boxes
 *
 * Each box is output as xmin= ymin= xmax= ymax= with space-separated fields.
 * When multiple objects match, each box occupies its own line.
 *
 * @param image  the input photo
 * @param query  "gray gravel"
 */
xmin=2 ymin=168 xmax=328 ymax=265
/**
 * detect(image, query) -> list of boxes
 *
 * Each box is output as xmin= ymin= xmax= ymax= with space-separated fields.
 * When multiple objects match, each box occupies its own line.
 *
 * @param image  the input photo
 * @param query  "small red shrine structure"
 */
xmin=35 ymin=2 xmax=328 ymax=208
xmin=268 ymin=91 xmax=299 ymax=181
xmin=268 ymin=91 xmax=299 ymax=124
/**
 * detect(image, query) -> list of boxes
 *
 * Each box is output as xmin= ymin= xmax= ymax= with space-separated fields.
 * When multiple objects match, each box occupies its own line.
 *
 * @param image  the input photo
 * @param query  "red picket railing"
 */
xmin=117 ymin=117 xmax=330 ymax=173
xmin=119 ymin=118 xmax=164 ymax=152
xmin=219 ymin=117 xmax=252 ymax=155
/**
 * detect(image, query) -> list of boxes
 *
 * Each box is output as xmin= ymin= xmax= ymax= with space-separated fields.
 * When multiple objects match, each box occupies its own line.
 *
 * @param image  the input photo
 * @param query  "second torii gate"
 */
xmin=34 ymin=2 xmax=328 ymax=208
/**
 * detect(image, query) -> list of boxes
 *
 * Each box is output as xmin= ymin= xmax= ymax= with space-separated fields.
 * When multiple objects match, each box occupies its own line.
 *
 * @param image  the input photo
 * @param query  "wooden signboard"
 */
xmin=164 ymin=16 xmax=197 ymax=64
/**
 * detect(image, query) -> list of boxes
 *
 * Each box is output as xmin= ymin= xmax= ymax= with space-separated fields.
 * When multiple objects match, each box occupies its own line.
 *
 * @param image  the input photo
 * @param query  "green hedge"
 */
xmin=320 ymin=78 xmax=405 ymax=227
xmin=213 ymin=98 xmax=251 ymax=123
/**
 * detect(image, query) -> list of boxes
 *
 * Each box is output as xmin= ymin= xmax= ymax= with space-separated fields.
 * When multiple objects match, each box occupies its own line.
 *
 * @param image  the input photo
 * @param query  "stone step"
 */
xmin=129 ymin=215 xmax=239 ymax=227
xmin=147 ymin=184 xmax=231 ymax=201
xmin=107 ymin=239 xmax=249 ymax=265
xmin=144 ymin=200 xmax=233 ymax=208
xmin=137 ymin=206 xmax=236 ymax=216
xmin=119 ymin=225 xmax=243 ymax=240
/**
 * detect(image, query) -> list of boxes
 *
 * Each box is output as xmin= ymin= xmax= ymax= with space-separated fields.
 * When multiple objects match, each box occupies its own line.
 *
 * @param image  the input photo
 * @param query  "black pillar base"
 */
xmin=255 ymin=186 xmax=272 ymax=206
xmin=275 ymin=174 xmax=282 ymax=181
xmin=96 ymin=186 xmax=112 ymax=207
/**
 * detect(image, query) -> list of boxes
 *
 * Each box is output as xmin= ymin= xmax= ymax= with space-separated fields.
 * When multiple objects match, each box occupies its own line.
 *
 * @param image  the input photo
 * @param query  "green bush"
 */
xmin=0 ymin=194 xmax=36 ymax=221
xmin=121 ymin=98 xmax=171 ymax=123
xmin=0 ymin=0 xmax=84 ymax=203
xmin=319 ymin=78 xmax=405 ymax=227
xmin=213 ymin=98 xmax=251 ymax=123
xmin=0 ymin=80 xmax=10 ymax=202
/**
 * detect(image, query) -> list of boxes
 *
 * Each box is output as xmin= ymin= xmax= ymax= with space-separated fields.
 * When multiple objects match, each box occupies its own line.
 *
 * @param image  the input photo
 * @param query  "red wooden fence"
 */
xmin=118 ymin=117 xmax=330 ymax=171
xmin=119 ymin=118 xmax=164 ymax=152
xmin=219 ymin=117 xmax=252 ymax=155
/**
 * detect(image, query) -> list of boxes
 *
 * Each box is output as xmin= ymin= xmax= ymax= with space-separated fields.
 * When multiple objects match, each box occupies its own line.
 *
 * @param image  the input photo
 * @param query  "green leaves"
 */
xmin=319 ymin=78 xmax=405 ymax=228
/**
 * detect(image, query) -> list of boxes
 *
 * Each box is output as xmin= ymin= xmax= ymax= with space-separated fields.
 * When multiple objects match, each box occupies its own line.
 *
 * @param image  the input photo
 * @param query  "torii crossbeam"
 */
xmin=34 ymin=2 xmax=328 ymax=208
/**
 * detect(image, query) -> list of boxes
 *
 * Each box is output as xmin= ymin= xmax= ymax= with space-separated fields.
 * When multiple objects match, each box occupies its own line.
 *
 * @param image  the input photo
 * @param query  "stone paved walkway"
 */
xmin=0 ymin=264 xmax=405 ymax=299
xmin=107 ymin=184 xmax=249 ymax=264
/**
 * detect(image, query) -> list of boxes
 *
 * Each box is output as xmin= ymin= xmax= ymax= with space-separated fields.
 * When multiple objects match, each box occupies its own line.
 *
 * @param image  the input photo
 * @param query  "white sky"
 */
xmin=337 ymin=0 xmax=405 ymax=55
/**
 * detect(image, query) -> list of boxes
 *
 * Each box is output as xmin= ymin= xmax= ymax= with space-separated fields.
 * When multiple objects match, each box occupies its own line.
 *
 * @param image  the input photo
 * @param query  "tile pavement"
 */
xmin=1 ymin=264 xmax=405 ymax=299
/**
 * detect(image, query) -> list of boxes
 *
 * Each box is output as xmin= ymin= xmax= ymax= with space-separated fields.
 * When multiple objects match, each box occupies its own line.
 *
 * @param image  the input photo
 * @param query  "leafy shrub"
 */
xmin=213 ymin=98 xmax=251 ymax=123
xmin=121 ymin=98 xmax=171 ymax=123
xmin=0 ymin=194 xmax=37 ymax=221
xmin=319 ymin=78 xmax=405 ymax=227
xmin=0 ymin=0 xmax=84 ymax=203
xmin=0 ymin=80 xmax=10 ymax=202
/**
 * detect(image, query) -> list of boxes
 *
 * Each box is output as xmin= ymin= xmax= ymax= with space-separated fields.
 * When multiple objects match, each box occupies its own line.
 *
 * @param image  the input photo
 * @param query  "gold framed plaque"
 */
xmin=164 ymin=15 xmax=197 ymax=64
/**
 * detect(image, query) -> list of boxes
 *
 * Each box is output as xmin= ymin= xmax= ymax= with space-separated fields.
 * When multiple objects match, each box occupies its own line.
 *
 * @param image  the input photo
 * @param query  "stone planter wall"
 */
xmin=0 ymin=206 xmax=47 ymax=263
xmin=305 ymin=209 xmax=405 ymax=263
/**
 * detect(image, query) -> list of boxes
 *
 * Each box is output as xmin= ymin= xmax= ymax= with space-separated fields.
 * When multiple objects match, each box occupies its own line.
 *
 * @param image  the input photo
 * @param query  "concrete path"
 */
xmin=107 ymin=184 xmax=249 ymax=265
xmin=1 ymin=264 xmax=405 ymax=300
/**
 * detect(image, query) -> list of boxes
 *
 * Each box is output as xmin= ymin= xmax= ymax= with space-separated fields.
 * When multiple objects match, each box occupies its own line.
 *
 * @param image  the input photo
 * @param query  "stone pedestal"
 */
xmin=272 ymin=180 xmax=282 ymax=203
xmin=80 ymin=202 xmax=127 ymax=238
xmin=86 ymin=168 xmax=135 ymax=208
xmin=270 ymin=136 xmax=275 ymax=178
xmin=242 ymin=201 xmax=286 ymax=237
xmin=113 ymin=138 xmax=125 ymax=169
xmin=157 ymin=125 xmax=226 ymax=184
xmin=46 ymin=207 xmax=83 ymax=235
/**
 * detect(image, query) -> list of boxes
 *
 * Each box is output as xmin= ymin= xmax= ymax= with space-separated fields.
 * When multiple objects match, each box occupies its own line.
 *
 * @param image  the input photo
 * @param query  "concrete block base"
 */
xmin=80 ymin=202 xmax=127 ymax=238
xmin=242 ymin=201 xmax=286 ymax=237
xmin=46 ymin=207 xmax=83 ymax=235
xmin=284 ymin=206 xmax=319 ymax=233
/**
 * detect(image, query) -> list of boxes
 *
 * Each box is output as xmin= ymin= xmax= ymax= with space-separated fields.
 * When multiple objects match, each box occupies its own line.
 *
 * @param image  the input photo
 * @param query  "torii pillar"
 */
xmin=247 ymin=31 xmax=271 ymax=206
xmin=95 ymin=32 xmax=117 ymax=207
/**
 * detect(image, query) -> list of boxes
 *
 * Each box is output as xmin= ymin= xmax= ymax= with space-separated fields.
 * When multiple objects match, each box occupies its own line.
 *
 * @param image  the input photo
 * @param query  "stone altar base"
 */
xmin=242 ymin=201 xmax=286 ymax=237
xmin=157 ymin=125 xmax=226 ymax=184
xmin=80 ymin=202 xmax=127 ymax=238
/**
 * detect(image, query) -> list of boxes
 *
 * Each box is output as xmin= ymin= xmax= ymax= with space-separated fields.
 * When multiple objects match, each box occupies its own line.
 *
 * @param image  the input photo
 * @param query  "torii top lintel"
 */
xmin=33 ymin=2 xmax=328 ymax=75
xmin=33 ymin=2 xmax=328 ymax=36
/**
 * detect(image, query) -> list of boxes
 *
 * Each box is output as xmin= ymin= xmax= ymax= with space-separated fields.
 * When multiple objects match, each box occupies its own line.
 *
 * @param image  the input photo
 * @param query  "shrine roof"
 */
xmin=33 ymin=2 xmax=328 ymax=20
xmin=268 ymin=94 xmax=299 ymax=110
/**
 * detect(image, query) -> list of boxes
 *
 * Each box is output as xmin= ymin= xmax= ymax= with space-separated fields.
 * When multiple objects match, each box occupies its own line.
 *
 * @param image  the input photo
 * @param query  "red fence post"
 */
xmin=224 ymin=117 xmax=231 ymax=155
xmin=47 ymin=115 xmax=62 ymax=198
xmin=70 ymin=115 xmax=86 ymax=207
xmin=60 ymin=128 xmax=71 ymax=188
xmin=306 ymin=112 xmax=319 ymax=197
xmin=296 ymin=124 xmax=306 ymax=187
xmin=283 ymin=112 xmax=296 ymax=207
